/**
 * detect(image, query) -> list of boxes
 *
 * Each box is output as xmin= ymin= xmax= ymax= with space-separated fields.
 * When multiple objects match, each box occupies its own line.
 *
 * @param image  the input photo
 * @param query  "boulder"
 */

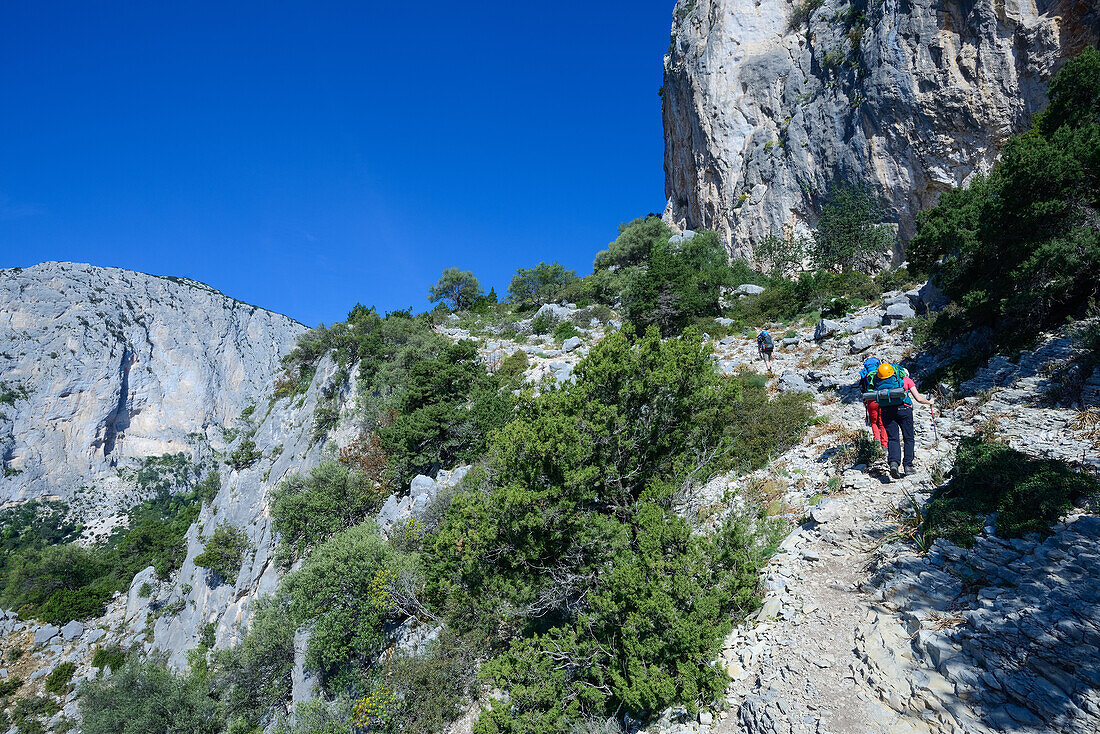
xmin=409 ymin=475 xmax=437 ymax=499
xmin=913 ymin=279 xmax=949 ymax=313
xmin=125 ymin=566 xmax=158 ymax=624
xmin=778 ymin=371 xmax=813 ymax=393
xmin=732 ymin=284 xmax=765 ymax=296
xmin=533 ymin=303 xmax=573 ymax=323
xmin=714 ymin=317 xmax=735 ymax=327
xmin=883 ymin=302 xmax=916 ymax=323
xmin=668 ymin=230 xmax=697 ymax=244
xmin=553 ymin=364 xmax=575 ymax=383
xmin=848 ymin=331 xmax=876 ymax=353
xmin=377 ymin=495 xmax=402 ymax=528
xmin=292 ymin=627 xmax=319 ymax=707
xmin=60 ymin=620 xmax=84 ymax=641
xmin=34 ymin=624 xmax=60 ymax=646
xmin=561 ymin=336 xmax=583 ymax=353
xmin=781 ymin=336 xmax=800 ymax=347
xmin=811 ymin=498 xmax=844 ymax=524
xmin=814 ymin=319 xmax=842 ymax=341
xmin=884 ymin=293 xmax=910 ymax=307
xmin=849 ymin=315 xmax=881 ymax=332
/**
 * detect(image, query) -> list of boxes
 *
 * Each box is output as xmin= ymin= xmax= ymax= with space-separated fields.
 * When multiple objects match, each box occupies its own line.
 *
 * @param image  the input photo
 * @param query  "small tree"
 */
xmin=757 ymin=227 xmax=811 ymax=275
xmin=194 ymin=522 xmax=253 ymax=584
xmin=427 ymin=268 xmax=483 ymax=311
xmin=507 ymin=261 xmax=579 ymax=309
xmin=812 ymin=181 xmax=895 ymax=272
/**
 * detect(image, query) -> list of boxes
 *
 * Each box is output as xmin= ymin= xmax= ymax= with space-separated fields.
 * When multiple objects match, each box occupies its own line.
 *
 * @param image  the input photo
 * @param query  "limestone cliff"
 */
xmin=0 ymin=262 xmax=339 ymax=668
xmin=662 ymin=0 xmax=1100 ymax=260
xmin=0 ymin=262 xmax=305 ymax=513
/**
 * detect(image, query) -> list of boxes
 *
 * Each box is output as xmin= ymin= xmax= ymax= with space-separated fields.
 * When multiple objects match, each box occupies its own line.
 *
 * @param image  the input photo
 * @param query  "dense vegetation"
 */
xmin=80 ymin=324 xmax=812 ymax=733
xmin=923 ymin=436 xmax=1100 ymax=547
xmin=909 ymin=47 xmax=1100 ymax=380
xmin=0 ymin=455 xmax=217 ymax=624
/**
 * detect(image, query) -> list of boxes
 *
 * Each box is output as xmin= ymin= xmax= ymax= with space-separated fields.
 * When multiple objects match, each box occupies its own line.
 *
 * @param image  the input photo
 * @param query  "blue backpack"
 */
xmin=866 ymin=365 xmax=910 ymax=407
xmin=858 ymin=358 xmax=880 ymax=393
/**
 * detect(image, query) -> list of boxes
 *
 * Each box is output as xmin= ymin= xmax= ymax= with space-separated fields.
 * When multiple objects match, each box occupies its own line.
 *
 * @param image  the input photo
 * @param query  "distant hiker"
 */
xmin=865 ymin=362 xmax=933 ymax=479
xmin=859 ymin=357 xmax=889 ymax=451
xmin=757 ymin=329 xmax=774 ymax=372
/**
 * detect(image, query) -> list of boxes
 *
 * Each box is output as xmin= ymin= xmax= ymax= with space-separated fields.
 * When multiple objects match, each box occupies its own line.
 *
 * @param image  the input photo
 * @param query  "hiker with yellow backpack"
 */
xmin=862 ymin=362 xmax=934 ymax=479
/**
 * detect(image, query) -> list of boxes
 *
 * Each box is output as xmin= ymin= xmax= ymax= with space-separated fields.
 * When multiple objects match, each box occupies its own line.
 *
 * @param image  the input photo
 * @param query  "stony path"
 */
xmin=656 ymin=304 xmax=1100 ymax=734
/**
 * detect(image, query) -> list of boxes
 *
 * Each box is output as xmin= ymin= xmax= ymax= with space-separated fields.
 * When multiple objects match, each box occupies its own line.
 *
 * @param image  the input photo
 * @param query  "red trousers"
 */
xmin=865 ymin=401 xmax=888 ymax=450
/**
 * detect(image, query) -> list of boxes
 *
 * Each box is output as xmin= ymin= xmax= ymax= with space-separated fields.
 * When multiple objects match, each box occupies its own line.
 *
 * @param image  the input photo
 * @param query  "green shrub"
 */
xmin=496 ymin=351 xmax=530 ymax=383
xmin=269 ymin=699 xmax=354 ymax=734
xmin=424 ymin=326 xmax=803 ymax=729
xmin=812 ymin=181 xmax=895 ymax=272
xmin=280 ymin=523 xmax=411 ymax=693
xmin=10 ymin=696 xmax=59 ymax=734
xmin=379 ymin=340 xmax=514 ymax=486
xmin=7 ymin=646 xmax=24 ymax=662
xmin=923 ymin=437 xmax=1100 ymax=547
xmin=45 ymin=661 xmax=76 ymax=695
xmin=227 ymin=437 xmax=261 ymax=470
xmin=80 ymin=658 xmax=221 ymax=734
xmin=0 ymin=675 xmax=22 ymax=697
xmin=91 ymin=644 xmax=127 ymax=671
xmin=194 ymin=523 xmax=253 ymax=585
xmin=383 ymin=630 xmax=482 ymax=733
xmin=788 ymin=0 xmax=824 ymax=29
xmin=213 ymin=595 xmax=297 ymax=728
xmin=271 ymin=461 xmax=386 ymax=562
xmin=138 ymin=581 xmax=153 ymax=598
xmin=625 ymin=230 xmax=734 ymax=335
xmin=530 ymin=310 xmax=557 ymax=335
xmin=552 ymin=320 xmax=579 ymax=342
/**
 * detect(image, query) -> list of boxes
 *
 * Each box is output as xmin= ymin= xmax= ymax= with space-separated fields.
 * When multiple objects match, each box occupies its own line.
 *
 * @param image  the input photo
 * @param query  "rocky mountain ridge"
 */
xmin=662 ymin=0 xmax=1100 ymax=260
xmin=0 ymin=262 xmax=306 ymax=516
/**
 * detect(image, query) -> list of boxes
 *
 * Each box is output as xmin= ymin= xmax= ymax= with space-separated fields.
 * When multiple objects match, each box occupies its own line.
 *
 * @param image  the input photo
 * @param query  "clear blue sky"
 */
xmin=2 ymin=1 xmax=674 ymax=326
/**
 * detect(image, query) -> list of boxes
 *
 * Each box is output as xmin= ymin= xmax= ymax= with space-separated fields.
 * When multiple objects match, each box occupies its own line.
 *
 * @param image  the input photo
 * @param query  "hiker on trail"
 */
xmin=865 ymin=362 xmax=934 ymax=479
xmin=859 ymin=357 xmax=889 ymax=452
xmin=757 ymin=329 xmax=774 ymax=372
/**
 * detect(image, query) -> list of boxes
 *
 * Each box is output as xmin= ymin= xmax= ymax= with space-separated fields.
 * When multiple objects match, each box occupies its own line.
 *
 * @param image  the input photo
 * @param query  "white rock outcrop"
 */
xmin=0 ymin=262 xmax=305 ymax=513
xmin=662 ymin=0 xmax=1100 ymax=260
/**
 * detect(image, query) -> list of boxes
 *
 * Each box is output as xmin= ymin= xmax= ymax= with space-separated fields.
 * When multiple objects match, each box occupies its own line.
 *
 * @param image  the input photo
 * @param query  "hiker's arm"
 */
xmin=908 ymin=385 xmax=932 ymax=406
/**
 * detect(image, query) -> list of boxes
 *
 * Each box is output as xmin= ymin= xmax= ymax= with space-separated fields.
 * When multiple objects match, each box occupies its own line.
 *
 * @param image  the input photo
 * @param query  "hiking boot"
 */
xmin=903 ymin=465 xmax=915 ymax=476
xmin=889 ymin=462 xmax=901 ymax=479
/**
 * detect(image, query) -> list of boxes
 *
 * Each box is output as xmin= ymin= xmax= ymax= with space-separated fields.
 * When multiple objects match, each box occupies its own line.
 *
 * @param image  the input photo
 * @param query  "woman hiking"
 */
xmin=866 ymin=362 xmax=934 ymax=479
xmin=858 ymin=357 xmax=889 ymax=452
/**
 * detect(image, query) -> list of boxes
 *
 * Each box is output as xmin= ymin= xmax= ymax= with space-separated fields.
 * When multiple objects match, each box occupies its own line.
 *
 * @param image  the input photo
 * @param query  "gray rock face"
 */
xmin=661 ymin=0 xmax=1100 ymax=260
xmin=778 ymin=371 xmax=812 ymax=393
xmin=884 ymin=302 xmax=917 ymax=323
xmin=34 ymin=625 xmax=59 ymax=646
xmin=814 ymin=319 xmax=842 ymax=341
xmin=560 ymin=336 xmax=584 ymax=353
xmin=732 ymin=283 xmax=765 ymax=296
xmin=0 ymin=262 xmax=305 ymax=513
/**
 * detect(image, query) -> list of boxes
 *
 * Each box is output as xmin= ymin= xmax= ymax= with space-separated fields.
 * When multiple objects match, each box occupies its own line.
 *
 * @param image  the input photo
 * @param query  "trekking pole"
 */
xmin=929 ymin=404 xmax=939 ymax=447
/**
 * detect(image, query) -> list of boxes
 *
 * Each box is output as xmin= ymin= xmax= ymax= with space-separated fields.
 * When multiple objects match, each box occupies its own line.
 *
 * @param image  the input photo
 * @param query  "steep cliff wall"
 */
xmin=662 ymin=0 xmax=1100 ymax=261
xmin=0 ymin=262 xmax=305 ymax=513
xmin=0 ymin=263 xmax=346 ymax=669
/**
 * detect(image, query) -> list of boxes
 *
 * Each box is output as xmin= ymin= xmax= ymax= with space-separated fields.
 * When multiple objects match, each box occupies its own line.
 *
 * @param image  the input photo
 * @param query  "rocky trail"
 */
xmin=649 ymin=296 xmax=1100 ymax=734
xmin=453 ymin=292 xmax=1100 ymax=734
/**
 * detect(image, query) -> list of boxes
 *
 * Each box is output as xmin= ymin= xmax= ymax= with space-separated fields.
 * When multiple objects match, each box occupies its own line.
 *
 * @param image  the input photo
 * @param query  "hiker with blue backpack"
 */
xmin=862 ymin=362 xmax=934 ymax=479
xmin=757 ymin=329 xmax=774 ymax=372
xmin=858 ymin=357 xmax=889 ymax=452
